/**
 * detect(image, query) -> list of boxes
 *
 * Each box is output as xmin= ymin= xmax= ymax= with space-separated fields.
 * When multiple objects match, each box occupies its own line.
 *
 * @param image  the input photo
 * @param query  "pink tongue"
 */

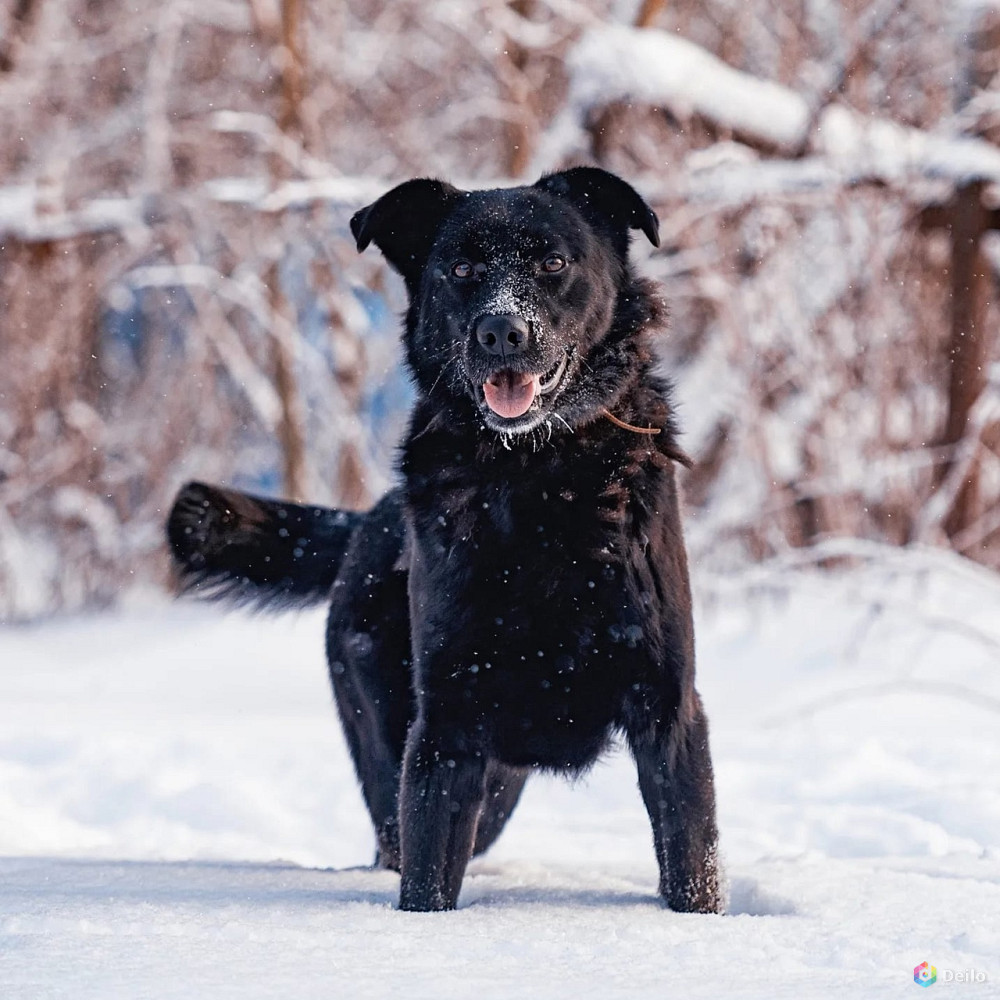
xmin=483 ymin=371 xmax=539 ymax=419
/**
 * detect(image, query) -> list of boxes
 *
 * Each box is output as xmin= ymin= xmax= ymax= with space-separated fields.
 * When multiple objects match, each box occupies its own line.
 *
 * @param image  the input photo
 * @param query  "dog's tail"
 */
xmin=166 ymin=481 xmax=364 ymax=611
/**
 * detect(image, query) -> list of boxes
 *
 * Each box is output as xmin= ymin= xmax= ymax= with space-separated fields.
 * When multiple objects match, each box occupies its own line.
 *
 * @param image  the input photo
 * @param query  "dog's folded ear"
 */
xmin=350 ymin=178 xmax=463 ymax=290
xmin=534 ymin=167 xmax=660 ymax=251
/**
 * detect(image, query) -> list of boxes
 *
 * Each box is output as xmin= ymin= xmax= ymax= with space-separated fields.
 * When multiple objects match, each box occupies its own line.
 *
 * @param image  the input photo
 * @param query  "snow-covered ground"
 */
xmin=1 ymin=545 xmax=998 ymax=998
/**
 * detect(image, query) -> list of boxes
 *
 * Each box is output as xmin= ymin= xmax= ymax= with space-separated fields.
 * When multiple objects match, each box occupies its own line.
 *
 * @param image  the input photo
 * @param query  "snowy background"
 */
xmin=3 ymin=0 xmax=1000 ymax=996
xmin=4 ymin=0 xmax=1000 ymax=616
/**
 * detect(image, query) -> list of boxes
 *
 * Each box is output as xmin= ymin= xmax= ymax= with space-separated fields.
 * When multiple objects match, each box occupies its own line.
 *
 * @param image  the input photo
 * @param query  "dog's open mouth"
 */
xmin=481 ymin=352 xmax=569 ymax=420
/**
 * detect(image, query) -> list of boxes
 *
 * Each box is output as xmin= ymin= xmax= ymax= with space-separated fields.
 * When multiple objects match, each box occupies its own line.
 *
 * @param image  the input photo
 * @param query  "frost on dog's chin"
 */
xmin=481 ymin=409 xmax=549 ymax=444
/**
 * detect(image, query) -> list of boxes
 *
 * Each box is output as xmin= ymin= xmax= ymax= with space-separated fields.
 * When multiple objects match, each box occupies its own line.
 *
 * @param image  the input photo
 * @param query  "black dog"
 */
xmin=167 ymin=167 xmax=722 ymax=913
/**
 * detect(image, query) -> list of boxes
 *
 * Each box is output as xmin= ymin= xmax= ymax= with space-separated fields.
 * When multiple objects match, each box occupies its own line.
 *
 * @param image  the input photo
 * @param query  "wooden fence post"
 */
xmin=920 ymin=182 xmax=999 ymax=541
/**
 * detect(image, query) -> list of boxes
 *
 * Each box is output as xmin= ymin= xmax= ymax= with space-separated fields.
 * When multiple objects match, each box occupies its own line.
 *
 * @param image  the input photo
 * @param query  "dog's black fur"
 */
xmin=167 ymin=167 xmax=722 ymax=913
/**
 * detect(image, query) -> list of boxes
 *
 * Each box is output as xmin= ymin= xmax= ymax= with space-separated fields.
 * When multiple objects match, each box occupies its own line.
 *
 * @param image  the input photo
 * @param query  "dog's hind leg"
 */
xmin=628 ymin=694 xmax=723 ymax=914
xmin=472 ymin=763 xmax=528 ymax=857
xmin=326 ymin=494 xmax=413 ymax=871
xmin=330 ymin=645 xmax=409 ymax=871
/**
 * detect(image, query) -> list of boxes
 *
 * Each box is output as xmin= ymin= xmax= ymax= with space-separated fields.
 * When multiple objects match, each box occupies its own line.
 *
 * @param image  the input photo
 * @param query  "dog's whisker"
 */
xmin=428 ymin=354 xmax=460 ymax=397
xmin=551 ymin=411 xmax=574 ymax=434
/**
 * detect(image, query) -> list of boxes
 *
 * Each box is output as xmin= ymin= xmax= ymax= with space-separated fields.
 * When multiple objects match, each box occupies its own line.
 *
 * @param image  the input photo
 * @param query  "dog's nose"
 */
xmin=474 ymin=314 xmax=531 ymax=357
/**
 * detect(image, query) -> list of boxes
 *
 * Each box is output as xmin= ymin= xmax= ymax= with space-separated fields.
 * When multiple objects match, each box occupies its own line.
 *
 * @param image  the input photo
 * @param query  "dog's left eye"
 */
xmin=452 ymin=260 xmax=473 ymax=278
xmin=541 ymin=254 xmax=566 ymax=273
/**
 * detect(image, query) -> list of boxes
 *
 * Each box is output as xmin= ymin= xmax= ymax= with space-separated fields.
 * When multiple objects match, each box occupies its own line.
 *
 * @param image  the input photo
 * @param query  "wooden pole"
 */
xmin=278 ymin=0 xmax=304 ymax=139
xmin=501 ymin=0 xmax=535 ymax=178
xmin=261 ymin=0 xmax=311 ymax=502
xmin=267 ymin=261 xmax=310 ymax=502
xmin=941 ymin=181 xmax=992 ymax=539
xmin=635 ymin=0 xmax=667 ymax=29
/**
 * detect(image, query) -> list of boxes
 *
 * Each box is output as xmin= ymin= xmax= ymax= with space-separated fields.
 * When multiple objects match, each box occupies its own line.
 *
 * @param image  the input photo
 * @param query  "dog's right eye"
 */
xmin=451 ymin=261 xmax=473 ymax=279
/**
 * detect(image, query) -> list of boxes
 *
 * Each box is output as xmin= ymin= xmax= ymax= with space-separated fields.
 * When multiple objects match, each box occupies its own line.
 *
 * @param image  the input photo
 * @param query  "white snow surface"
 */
xmin=1 ymin=548 xmax=998 ymax=998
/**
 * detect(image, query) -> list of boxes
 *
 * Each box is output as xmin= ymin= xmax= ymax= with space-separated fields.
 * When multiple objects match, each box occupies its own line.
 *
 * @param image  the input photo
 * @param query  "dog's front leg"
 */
xmin=398 ymin=724 xmax=486 ymax=911
xmin=630 ymin=696 xmax=723 ymax=914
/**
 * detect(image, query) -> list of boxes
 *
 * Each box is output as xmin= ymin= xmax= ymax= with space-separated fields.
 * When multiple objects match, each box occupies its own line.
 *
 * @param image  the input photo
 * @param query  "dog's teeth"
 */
xmin=539 ymin=352 xmax=569 ymax=394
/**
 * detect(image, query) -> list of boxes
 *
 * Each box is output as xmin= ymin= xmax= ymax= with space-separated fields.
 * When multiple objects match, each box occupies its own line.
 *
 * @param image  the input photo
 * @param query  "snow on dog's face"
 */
xmin=350 ymin=168 xmax=659 ymax=436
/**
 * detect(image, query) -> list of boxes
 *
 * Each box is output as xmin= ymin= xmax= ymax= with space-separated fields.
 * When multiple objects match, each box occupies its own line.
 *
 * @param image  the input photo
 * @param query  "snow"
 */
xmin=1 ymin=549 xmax=998 ymax=997
xmin=570 ymin=25 xmax=811 ymax=151
xmin=0 ymin=184 xmax=145 ymax=243
xmin=561 ymin=24 xmax=1000 ymax=192
xmin=814 ymin=106 xmax=1000 ymax=187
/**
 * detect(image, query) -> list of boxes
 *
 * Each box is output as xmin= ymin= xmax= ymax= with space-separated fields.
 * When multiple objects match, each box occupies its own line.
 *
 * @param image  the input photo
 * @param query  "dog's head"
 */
xmin=351 ymin=167 xmax=660 ymax=436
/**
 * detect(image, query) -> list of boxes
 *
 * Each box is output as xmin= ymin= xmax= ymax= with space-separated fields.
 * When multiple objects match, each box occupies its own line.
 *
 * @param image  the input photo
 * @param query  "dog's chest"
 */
xmin=405 ymin=440 xmax=665 ymax=748
xmin=414 ymin=447 xmax=631 ymax=582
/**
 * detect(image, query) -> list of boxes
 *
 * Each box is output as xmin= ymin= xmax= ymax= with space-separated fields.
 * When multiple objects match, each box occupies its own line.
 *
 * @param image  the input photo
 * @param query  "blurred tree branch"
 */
xmin=634 ymin=0 xmax=665 ymax=29
xmin=3 ymin=0 xmax=1000 ymax=618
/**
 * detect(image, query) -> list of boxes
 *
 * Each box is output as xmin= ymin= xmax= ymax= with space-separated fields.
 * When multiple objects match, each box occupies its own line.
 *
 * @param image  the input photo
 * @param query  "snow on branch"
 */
xmin=0 ymin=175 xmax=382 ymax=243
xmin=0 ymin=186 xmax=146 ymax=243
xmin=570 ymin=25 xmax=811 ymax=151
xmin=563 ymin=24 xmax=1000 ymax=189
